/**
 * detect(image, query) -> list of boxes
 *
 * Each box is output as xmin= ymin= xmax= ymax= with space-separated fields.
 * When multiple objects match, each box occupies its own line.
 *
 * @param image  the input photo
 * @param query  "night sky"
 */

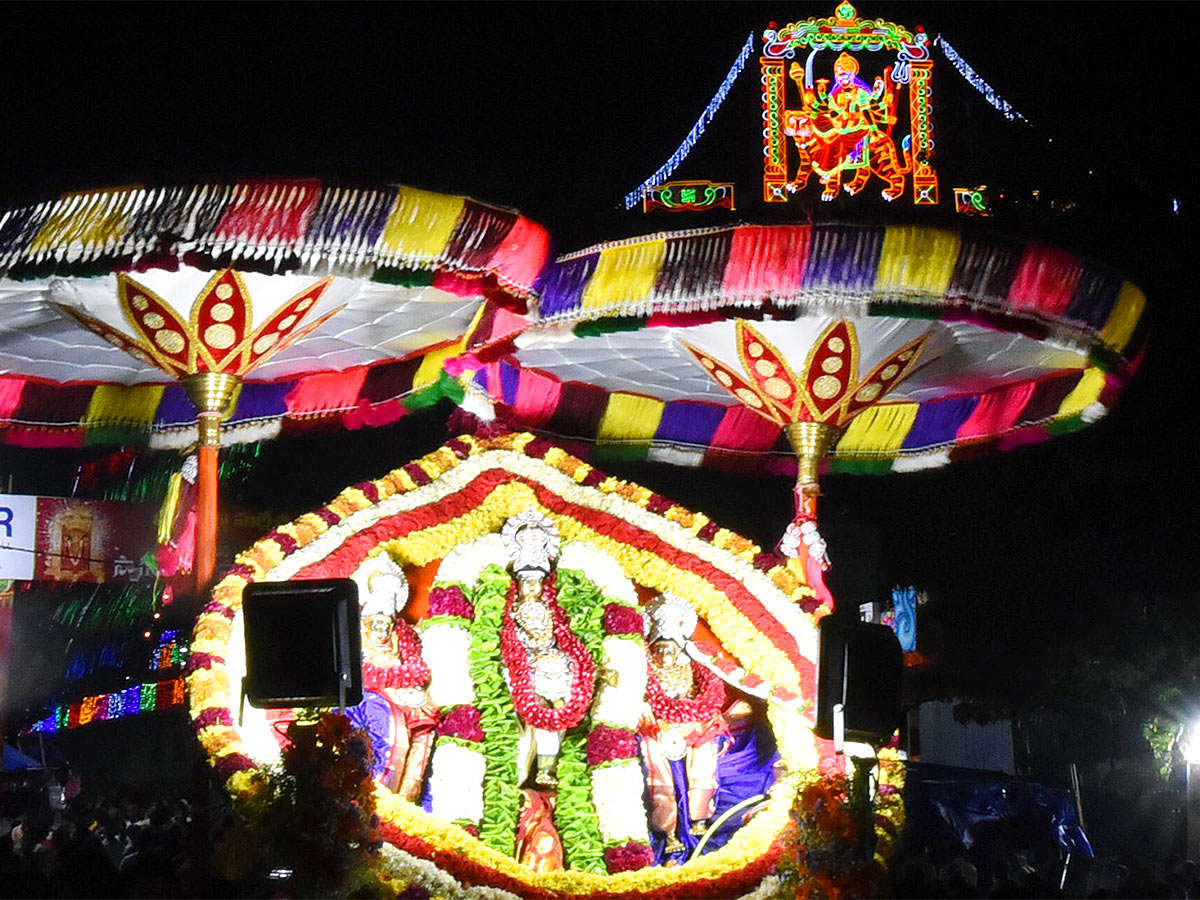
xmin=1 ymin=3 xmax=1195 ymax=702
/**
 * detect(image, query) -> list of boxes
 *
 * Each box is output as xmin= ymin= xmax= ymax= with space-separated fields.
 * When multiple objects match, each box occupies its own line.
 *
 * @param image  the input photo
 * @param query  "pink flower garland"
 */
xmin=646 ymin=660 xmax=725 ymax=724
xmin=498 ymin=574 xmax=596 ymax=733
xmin=585 ymin=724 xmax=638 ymax=766
xmin=428 ymin=585 xmax=475 ymax=620
xmin=361 ymin=620 xmax=430 ymax=690
xmin=437 ymin=705 xmax=486 ymax=743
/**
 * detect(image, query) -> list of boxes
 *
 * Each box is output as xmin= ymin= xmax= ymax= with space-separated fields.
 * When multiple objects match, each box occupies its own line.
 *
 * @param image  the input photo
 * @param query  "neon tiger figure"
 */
xmin=783 ymin=52 xmax=911 ymax=202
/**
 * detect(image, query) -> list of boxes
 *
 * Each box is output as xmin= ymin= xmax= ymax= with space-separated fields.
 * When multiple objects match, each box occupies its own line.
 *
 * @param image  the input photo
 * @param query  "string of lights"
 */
xmin=622 ymin=33 xmax=755 ymax=210
xmin=935 ymin=35 xmax=1030 ymax=124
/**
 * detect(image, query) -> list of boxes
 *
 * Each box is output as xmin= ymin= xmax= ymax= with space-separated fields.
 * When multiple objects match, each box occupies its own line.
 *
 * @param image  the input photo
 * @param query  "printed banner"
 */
xmin=35 ymin=498 xmax=157 ymax=584
xmin=0 ymin=495 xmax=157 ymax=584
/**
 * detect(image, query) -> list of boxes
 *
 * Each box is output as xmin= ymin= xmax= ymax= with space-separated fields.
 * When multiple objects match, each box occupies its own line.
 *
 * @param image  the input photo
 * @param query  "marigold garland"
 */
xmin=186 ymin=432 xmax=862 ymax=899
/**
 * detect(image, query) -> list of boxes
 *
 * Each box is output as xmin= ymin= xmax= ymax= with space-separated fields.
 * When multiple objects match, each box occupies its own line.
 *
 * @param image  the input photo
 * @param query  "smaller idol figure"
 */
xmin=346 ymin=551 xmax=439 ymax=801
xmin=639 ymin=593 xmax=729 ymax=855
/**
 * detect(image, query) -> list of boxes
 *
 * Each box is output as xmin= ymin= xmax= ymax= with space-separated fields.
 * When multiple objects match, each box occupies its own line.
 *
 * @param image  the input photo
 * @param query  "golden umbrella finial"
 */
xmin=56 ymin=269 xmax=341 ymax=591
xmin=684 ymin=319 xmax=927 ymax=598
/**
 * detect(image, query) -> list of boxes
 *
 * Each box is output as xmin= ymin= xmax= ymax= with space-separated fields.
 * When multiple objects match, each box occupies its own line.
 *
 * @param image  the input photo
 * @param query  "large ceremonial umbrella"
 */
xmin=457 ymin=223 xmax=1146 ymax=602
xmin=0 ymin=181 xmax=550 ymax=590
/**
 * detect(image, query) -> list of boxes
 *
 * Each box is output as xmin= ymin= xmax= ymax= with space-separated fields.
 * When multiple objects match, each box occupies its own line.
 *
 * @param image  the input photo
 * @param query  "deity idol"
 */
xmin=500 ymin=510 xmax=594 ymax=789
xmin=344 ymin=551 xmax=439 ymax=801
xmin=639 ymin=593 xmax=729 ymax=856
xmin=423 ymin=508 xmax=654 ymax=873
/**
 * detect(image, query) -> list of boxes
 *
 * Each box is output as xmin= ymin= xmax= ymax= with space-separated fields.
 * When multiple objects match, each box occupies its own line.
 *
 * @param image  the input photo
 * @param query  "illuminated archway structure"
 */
xmin=187 ymin=432 xmax=901 ymax=897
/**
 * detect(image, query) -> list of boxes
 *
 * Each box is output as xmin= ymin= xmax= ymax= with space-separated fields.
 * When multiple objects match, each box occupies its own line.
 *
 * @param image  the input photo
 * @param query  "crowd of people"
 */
xmin=0 ymin=767 xmax=251 ymax=899
xmin=4 ymin=763 xmax=1200 ymax=898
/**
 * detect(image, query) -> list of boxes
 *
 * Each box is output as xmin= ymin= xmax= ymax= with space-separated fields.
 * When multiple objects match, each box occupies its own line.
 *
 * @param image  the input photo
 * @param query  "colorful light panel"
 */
xmin=761 ymin=3 xmax=938 ymax=205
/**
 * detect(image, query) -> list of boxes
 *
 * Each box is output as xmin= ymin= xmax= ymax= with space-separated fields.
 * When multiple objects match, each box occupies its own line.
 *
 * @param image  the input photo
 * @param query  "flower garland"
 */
xmin=187 ymin=432 xmax=849 ymax=899
xmin=646 ymin=659 xmax=725 ymax=723
xmin=499 ymin=573 xmax=596 ymax=733
xmin=362 ymin=619 xmax=430 ymax=690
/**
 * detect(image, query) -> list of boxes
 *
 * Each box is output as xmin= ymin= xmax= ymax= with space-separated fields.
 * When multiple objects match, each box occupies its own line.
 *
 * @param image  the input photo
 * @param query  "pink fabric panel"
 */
xmin=720 ymin=226 xmax=810 ymax=300
xmin=487 ymin=216 xmax=552 ymax=293
xmin=956 ymin=381 xmax=1037 ymax=441
xmin=708 ymin=404 xmax=782 ymax=451
xmin=284 ymin=368 xmax=369 ymax=416
xmin=512 ymin=370 xmax=563 ymax=427
xmin=5 ymin=426 xmax=84 ymax=448
xmin=1007 ymin=244 xmax=1082 ymax=317
xmin=0 ymin=377 xmax=26 ymax=419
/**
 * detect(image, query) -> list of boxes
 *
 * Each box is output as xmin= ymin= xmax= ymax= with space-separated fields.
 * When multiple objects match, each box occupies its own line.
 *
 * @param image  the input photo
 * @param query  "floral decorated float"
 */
xmin=188 ymin=431 xmax=904 ymax=898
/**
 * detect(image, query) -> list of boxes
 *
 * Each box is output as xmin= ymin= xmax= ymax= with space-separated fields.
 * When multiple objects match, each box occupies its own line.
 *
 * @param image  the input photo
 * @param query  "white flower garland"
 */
xmin=428 ymin=741 xmax=488 ymax=825
xmin=590 ymin=636 xmax=646 ymax=731
xmin=380 ymin=844 xmax=524 ymax=900
xmin=591 ymin=761 xmax=651 ymax=846
xmin=421 ymin=623 xmax=476 ymax=708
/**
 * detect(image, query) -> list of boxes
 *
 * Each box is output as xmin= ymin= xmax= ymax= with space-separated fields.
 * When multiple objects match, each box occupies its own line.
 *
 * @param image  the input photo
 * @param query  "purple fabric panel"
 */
xmin=801 ymin=224 xmax=884 ymax=300
xmin=653 ymin=401 xmax=727 ymax=447
xmin=536 ymin=252 xmax=599 ymax=318
xmin=345 ymin=691 xmax=393 ymax=781
xmin=1064 ymin=263 xmax=1123 ymax=331
xmin=307 ymin=186 xmax=399 ymax=253
xmin=499 ymin=360 xmax=521 ymax=406
xmin=229 ymin=381 xmax=292 ymax=422
xmin=901 ymin=396 xmax=980 ymax=451
xmin=0 ymin=205 xmax=49 ymax=257
xmin=153 ymin=384 xmax=197 ymax=426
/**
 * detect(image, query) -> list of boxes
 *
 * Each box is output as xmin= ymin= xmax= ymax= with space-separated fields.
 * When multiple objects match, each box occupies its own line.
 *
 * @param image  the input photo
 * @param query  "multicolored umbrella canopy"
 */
xmin=0 ymin=180 xmax=551 ymax=587
xmin=459 ymin=223 xmax=1147 ymax=598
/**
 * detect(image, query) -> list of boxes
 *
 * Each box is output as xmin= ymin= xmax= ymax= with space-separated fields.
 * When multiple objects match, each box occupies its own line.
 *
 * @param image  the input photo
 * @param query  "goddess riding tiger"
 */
xmin=783 ymin=52 xmax=912 ymax=202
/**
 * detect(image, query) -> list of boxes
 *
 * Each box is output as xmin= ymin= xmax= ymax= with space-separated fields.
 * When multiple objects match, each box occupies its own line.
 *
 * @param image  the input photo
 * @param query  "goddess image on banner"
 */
xmin=35 ymin=498 xmax=157 ymax=584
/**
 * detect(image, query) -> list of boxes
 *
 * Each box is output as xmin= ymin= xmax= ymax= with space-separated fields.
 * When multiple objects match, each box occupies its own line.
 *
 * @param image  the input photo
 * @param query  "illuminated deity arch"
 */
xmin=188 ymin=432 xmax=899 ymax=897
xmin=761 ymin=2 xmax=938 ymax=204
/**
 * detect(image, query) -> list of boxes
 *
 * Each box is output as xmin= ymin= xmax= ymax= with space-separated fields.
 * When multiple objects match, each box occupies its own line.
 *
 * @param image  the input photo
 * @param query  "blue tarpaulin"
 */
xmin=903 ymin=761 xmax=1093 ymax=869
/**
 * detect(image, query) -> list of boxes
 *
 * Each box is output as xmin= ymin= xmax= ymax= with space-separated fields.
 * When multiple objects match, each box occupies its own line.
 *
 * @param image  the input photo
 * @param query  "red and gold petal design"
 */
xmin=241 ymin=276 xmax=334 ymax=370
xmin=836 ymin=333 xmax=929 ymax=425
xmin=682 ymin=339 xmax=784 ymax=425
xmin=735 ymin=319 xmax=802 ymax=420
xmin=190 ymin=269 xmax=252 ymax=371
xmin=117 ymin=273 xmax=201 ymax=372
xmin=801 ymin=319 xmax=858 ymax=421
xmin=54 ymin=304 xmax=174 ymax=374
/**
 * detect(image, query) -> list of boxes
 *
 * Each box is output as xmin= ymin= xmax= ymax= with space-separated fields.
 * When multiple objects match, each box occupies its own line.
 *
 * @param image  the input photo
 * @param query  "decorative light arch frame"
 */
xmin=761 ymin=2 xmax=938 ymax=205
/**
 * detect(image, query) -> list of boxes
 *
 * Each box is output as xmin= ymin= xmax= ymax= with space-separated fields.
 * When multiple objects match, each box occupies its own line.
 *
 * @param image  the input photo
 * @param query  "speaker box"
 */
xmin=815 ymin=616 xmax=903 ymax=744
xmin=242 ymin=578 xmax=363 ymax=709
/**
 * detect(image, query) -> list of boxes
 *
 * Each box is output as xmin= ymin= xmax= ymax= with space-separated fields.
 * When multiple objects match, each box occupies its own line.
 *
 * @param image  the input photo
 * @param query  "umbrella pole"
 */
xmin=182 ymin=373 xmax=240 ymax=595
xmin=781 ymin=421 xmax=838 ymax=605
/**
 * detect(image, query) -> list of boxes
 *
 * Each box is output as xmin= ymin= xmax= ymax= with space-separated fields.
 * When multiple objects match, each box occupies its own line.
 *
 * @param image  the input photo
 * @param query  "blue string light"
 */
xmin=623 ymin=33 xmax=756 ymax=210
xmin=935 ymin=35 xmax=1029 ymax=124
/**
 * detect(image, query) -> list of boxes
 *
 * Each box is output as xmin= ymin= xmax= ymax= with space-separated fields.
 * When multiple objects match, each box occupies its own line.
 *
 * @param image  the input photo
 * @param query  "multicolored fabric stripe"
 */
xmin=535 ymin=224 xmax=1145 ymax=366
xmin=0 ymin=181 xmax=551 ymax=297
xmin=0 ymin=362 xmax=464 ymax=449
xmin=477 ymin=361 xmax=1125 ymax=475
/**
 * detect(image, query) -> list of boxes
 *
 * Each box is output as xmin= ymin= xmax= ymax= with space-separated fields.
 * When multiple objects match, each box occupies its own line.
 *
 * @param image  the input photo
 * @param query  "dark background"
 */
xmin=1 ymin=1 xmax=1196 ymax=853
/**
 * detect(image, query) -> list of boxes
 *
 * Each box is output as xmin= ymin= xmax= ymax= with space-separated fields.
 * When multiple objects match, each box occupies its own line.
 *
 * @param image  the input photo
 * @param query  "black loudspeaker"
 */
xmin=815 ymin=616 xmax=903 ymax=745
xmin=242 ymin=579 xmax=363 ymax=709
